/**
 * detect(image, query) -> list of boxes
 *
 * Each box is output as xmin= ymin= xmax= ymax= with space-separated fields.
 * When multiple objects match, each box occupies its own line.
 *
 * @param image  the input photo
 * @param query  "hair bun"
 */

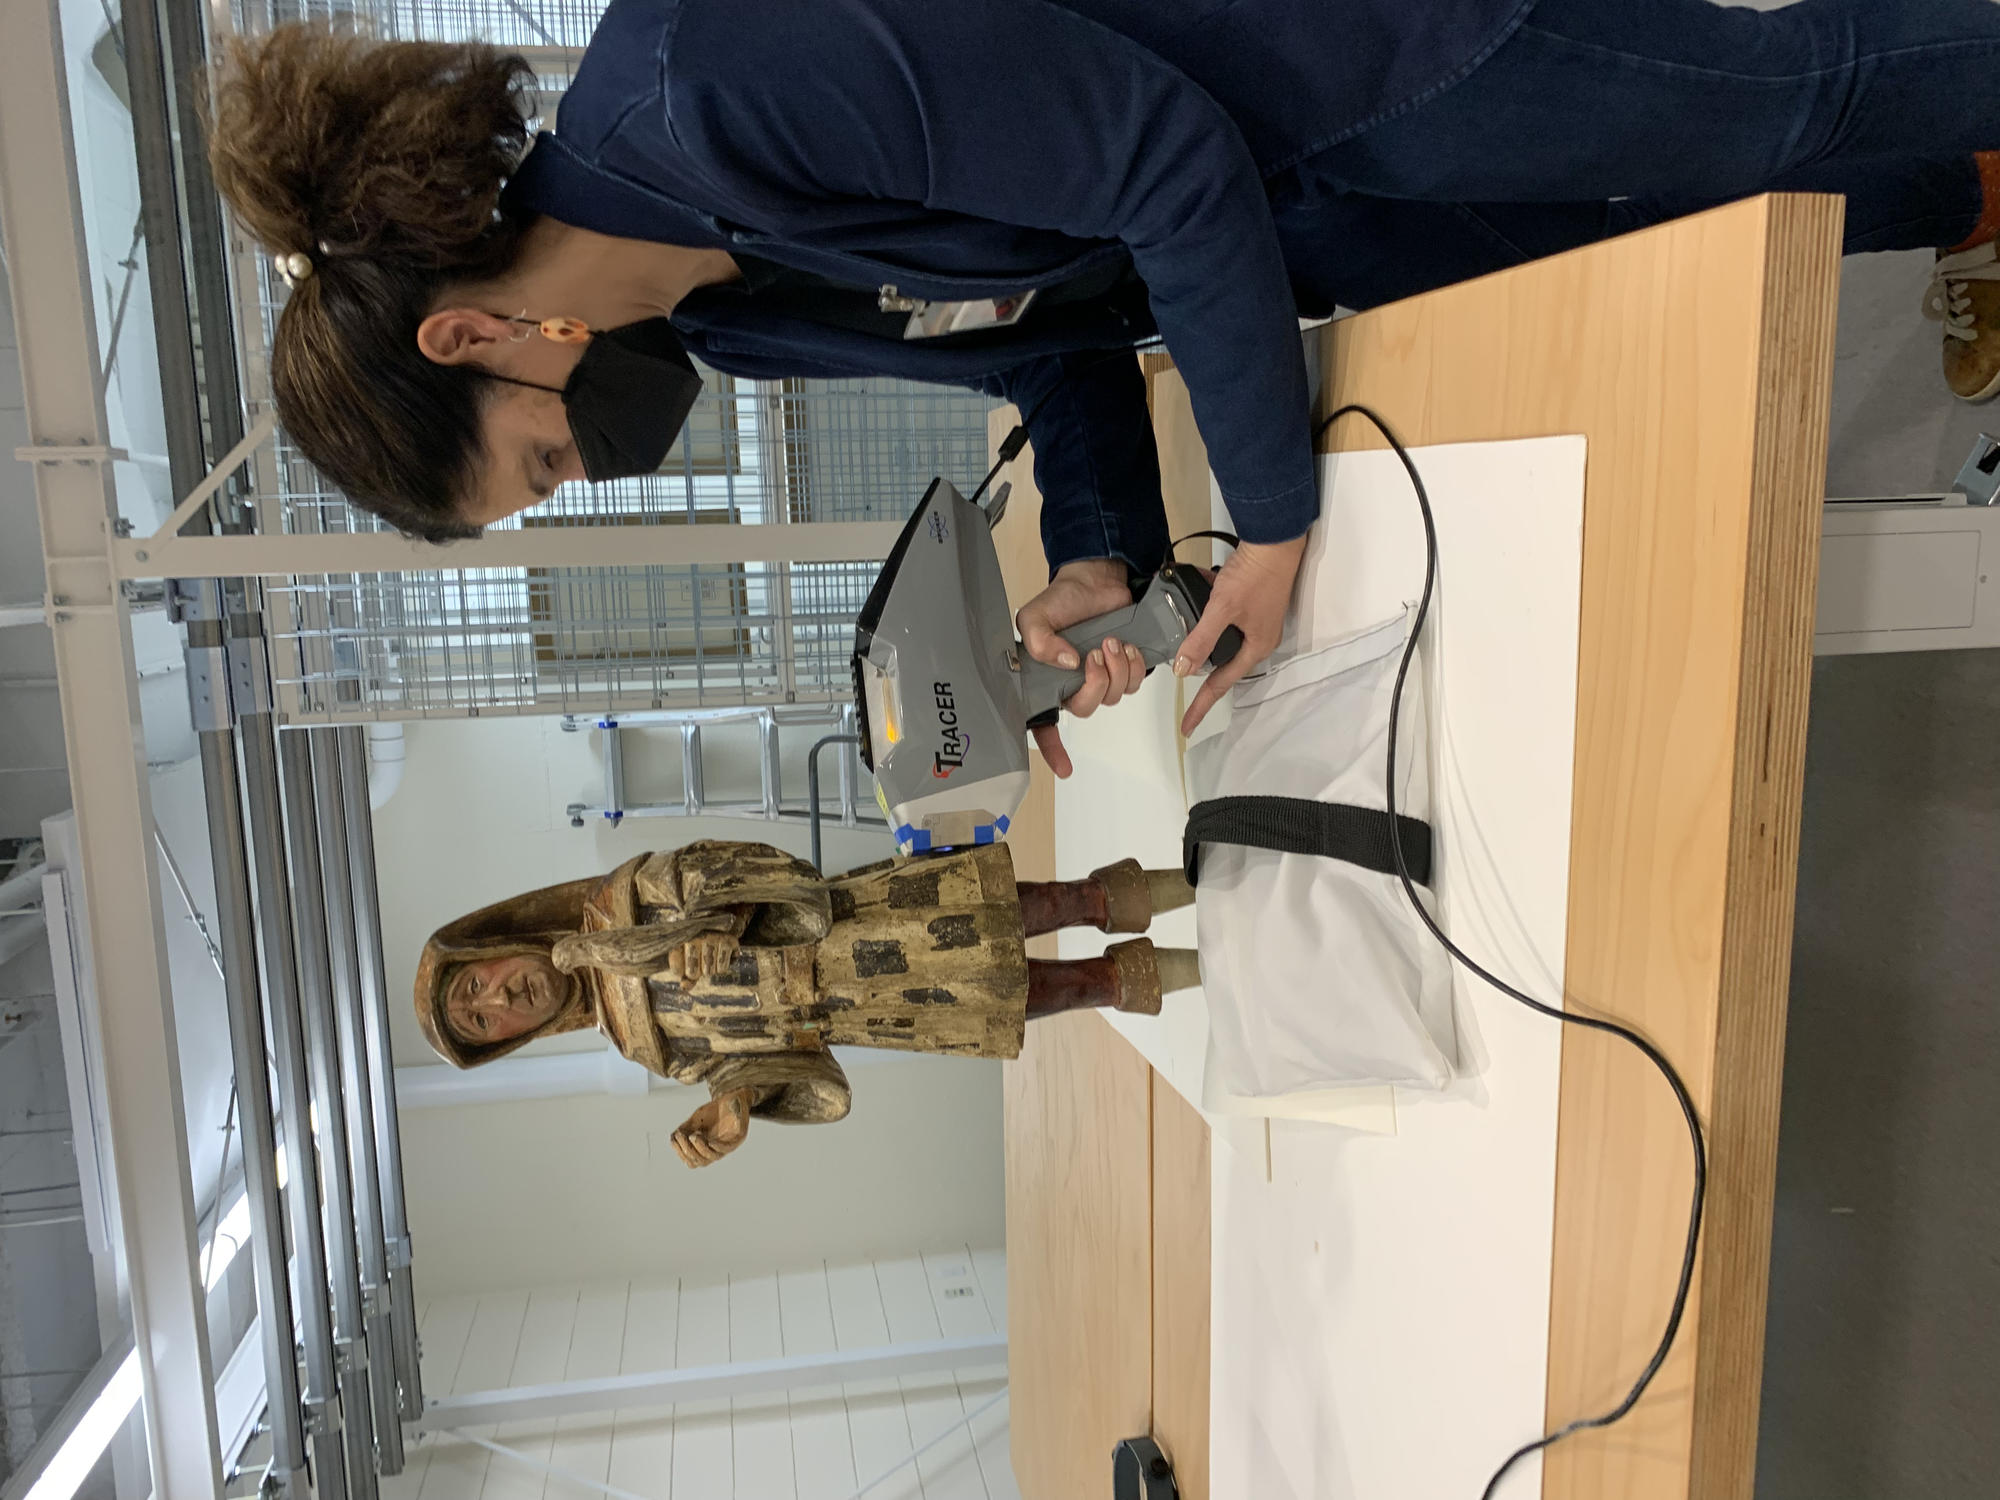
xmin=207 ymin=25 xmax=534 ymax=275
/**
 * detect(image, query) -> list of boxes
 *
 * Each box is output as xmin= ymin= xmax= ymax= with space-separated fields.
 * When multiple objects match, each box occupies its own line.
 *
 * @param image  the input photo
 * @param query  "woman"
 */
xmin=413 ymin=839 xmax=1196 ymax=1168
xmin=211 ymin=0 xmax=2000 ymax=744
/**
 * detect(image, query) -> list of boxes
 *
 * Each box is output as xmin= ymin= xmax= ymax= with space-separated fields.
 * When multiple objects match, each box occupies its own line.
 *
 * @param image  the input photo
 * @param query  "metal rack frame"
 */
xmin=1 ymin=2 xmax=223 ymax=1489
xmin=4 ymin=0 xmax=429 ymax=1490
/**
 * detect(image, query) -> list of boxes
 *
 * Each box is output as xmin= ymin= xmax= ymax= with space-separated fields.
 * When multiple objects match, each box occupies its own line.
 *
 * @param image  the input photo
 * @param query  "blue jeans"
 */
xmin=1275 ymin=0 xmax=1998 ymax=312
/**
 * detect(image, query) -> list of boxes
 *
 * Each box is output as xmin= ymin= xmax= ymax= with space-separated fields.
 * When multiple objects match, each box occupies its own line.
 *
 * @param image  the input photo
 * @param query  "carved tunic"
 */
xmin=573 ymin=840 xmax=1028 ymax=1125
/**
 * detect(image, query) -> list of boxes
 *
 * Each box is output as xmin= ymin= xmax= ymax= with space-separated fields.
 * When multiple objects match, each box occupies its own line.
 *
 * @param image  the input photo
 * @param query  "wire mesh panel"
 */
xmin=244 ymin=0 xmax=600 ymax=56
xmin=227 ymin=0 xmax=999 ymax=721
xmin=258 ymin=379 xmax=991 ymax=719
xmin=267 ymin=561 xmax=870 ymax=717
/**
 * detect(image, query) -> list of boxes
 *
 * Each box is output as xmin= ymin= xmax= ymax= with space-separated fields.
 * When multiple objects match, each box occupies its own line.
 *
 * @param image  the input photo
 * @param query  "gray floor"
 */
xmin=1758 ymin=651 xmax=2000 ymax=1499
xmin=1760 ymin=652 xmax=1992 ymax=1496
xmin=1743 ymin=186 xmax=2000 ymax=1490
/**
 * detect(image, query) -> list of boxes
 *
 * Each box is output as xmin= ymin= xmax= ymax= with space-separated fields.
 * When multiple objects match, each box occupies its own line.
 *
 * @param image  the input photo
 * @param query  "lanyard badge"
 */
xmin=882 ymin=284 xmax=1039 ymax=340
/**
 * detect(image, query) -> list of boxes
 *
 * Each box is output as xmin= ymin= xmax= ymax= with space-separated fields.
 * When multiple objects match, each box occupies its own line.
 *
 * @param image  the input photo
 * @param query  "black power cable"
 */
xmin=1314 ymin=404 xmax=1709 ymax=1499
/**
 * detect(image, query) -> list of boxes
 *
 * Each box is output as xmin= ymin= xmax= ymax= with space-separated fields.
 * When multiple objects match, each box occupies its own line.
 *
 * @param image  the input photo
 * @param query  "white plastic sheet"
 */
xmin=1187 ymin=608 xmax=1457 ymax=1109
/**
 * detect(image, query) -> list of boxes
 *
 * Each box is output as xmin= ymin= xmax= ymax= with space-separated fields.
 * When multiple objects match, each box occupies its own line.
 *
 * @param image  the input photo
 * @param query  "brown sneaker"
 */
xmin=1928 ymin=244 xmax=2000 ymax=401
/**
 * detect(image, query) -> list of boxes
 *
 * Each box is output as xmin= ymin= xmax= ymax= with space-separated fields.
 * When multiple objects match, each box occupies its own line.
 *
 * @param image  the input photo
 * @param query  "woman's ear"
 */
xmin=416 ymin=307 xmax=516 ymax=367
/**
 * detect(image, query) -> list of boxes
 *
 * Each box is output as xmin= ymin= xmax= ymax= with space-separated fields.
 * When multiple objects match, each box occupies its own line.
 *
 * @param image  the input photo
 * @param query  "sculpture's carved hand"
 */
xmin=671 ymin=1087 xmax=754 ymax=1169
xmin=670 ymin=931 xmax=740 ymax=983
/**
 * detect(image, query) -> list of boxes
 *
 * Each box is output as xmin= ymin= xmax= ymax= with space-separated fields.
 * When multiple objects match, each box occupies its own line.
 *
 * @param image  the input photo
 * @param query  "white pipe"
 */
xmin=418 ymin=1336 xmax=1007 ymax=1429
xmin=365 ymin=722 xmax=404 ymax=810
xmin=0 ymin=861 xmax=48 ymax=912
xmin=0 ymin=602 xmax=46 ymax=629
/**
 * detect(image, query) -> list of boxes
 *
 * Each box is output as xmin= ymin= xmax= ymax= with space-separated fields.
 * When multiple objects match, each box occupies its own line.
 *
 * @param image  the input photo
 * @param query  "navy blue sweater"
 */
xmin=506 ymin=0 xmax=1532 ymax=574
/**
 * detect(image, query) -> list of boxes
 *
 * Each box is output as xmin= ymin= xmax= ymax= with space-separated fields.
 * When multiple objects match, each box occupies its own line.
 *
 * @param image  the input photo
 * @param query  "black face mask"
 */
xmin=492 ymin=317 xmax=705 ymax=483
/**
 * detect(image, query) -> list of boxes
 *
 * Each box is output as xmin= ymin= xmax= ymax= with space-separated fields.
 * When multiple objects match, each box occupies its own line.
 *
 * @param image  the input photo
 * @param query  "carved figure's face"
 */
xmin=443 ymin=954 xmax=572 ymax=1047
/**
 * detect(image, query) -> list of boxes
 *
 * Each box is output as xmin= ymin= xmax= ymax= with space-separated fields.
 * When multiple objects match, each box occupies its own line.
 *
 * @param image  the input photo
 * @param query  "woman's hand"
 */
xmin=671 ymin=1087 xmax=754 ymax=1168
xmin=1015 ymin=559 xmax=1151 ymax=778
xmin=669 ymin=931 xmax=739 ymax=983
xmin=1173 ymin=535 xmax=1309 ymax=735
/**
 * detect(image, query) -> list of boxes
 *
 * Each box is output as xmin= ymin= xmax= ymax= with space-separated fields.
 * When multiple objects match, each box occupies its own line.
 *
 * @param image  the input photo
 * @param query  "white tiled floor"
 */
xmin=387 ymin=1249 xmax=1016 ymax=1500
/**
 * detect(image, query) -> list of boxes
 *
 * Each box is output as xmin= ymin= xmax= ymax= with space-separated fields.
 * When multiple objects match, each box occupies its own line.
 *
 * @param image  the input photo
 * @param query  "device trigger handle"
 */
xmin=1156 ymin=562 xmax=1244 ymax=669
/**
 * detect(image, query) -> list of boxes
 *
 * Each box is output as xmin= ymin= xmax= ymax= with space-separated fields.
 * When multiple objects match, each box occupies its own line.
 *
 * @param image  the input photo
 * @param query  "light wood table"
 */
xmin=1002 ymin=193 xmax=1843 ymax=1500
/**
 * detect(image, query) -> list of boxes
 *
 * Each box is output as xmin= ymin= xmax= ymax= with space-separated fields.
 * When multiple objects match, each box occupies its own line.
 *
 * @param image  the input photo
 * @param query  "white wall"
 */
xmin=376 ymin=714 xmax=1004 ymax=1297
xmin=401 ymin=1058 xmax=1003 ymax=1298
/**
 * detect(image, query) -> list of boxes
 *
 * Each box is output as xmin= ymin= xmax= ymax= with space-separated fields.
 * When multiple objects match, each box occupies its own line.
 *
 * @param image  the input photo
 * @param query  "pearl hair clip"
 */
xmin=276 ymin=250 xmax=314 ymax=288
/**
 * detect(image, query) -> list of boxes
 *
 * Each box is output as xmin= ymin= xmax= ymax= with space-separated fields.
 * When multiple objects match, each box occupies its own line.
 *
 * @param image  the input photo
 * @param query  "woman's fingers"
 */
xmin=1031 ymin=721 xmax=1072 ymax=780
xmin=1172 ymin=536 xmax=1308 ymax=736
xmin=1062 ymin=646 xmax=1112 ymax=719
xmin=1013 ymin=560 xmax=1137 ymax=773
xmin=1094 ymin=637 xmax=1145 ymax=708
xmin=1174 ymin=605 xmax=1232 ymax=683
xmin=1181 ymin=647 xmax=1255 ymax=735
xmin=1018 ymin=605 xmax=1082 ymax=672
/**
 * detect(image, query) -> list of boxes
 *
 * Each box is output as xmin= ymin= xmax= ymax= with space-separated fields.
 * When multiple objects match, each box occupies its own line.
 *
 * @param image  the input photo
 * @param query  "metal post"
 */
xmin=279 ymin=729 xmax=380 ymax=1500
xmin=605 ymin=718 xmax=627 ymax=827
xmin=238 ymin=635 xmax=348 ymax=1500
xmin=808 ymin=734 xmax=862 ymax=873
xmin=157 ymin=0 xmax=248 ymax=484
xmin=309 ymin=727 xmax=404 ymax=1475
xmin=0 ymin=0 xmax=224 ymax=1488
xmin=681 ymin=722 xmax=706 ymax=814
xmin=839 ymin=703 xmax=861 ymax=826
xmin=759 ymin=712 xmax=783 ymax=818
xmin=334 ymin=725 xmax=424 ymax=1425
xmin=186 ymin=600 xmax=307 ymax=1496
xmin=116 ymin=0 xmax=206 ymax=483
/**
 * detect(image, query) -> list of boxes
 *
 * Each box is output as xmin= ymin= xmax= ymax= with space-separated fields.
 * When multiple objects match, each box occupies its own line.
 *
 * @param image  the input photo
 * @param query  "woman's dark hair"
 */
xmin=206 ymin=24 xmax=536 ymax=540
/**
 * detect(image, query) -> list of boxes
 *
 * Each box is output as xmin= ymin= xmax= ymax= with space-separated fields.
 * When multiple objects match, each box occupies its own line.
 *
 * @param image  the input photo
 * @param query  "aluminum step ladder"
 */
xmin=563 ymin=704 xmax=884 ymax=838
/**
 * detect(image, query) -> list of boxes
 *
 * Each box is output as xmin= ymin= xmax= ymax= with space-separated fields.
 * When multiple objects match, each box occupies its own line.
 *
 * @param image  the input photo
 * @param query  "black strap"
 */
xmin=1183 ymin=796 xmax=1434 ymax=888
xmin=1171 ymin=528 xmax=1240 ymax=553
